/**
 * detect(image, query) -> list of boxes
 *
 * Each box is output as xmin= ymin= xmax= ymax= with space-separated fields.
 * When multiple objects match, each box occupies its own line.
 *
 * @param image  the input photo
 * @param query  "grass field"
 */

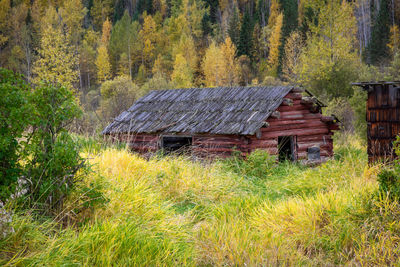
xmin=2 ymin=137 xmax=400 ymax=266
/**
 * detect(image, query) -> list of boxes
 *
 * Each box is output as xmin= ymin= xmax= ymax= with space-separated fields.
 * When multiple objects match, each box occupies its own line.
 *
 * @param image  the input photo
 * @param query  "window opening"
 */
xmin=162 ymin=136 xmax=192 ymax=154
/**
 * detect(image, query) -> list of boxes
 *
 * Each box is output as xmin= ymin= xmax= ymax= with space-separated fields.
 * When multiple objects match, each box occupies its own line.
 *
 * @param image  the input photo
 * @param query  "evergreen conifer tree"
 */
xmin=237 ymin=10 xmax=253 ymax=58
xmin=368 ymin=0 xmax=391 ymax=64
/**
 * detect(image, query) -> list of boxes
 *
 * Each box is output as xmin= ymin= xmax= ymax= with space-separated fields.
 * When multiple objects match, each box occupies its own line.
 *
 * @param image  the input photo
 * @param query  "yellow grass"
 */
xmin=2 ymin=138 xmax=400 ymax=266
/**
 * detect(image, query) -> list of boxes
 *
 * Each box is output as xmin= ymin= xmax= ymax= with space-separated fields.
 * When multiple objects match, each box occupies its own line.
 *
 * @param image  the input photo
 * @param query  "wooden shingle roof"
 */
xmin=102 ymin=86 xmax=294 ymax=136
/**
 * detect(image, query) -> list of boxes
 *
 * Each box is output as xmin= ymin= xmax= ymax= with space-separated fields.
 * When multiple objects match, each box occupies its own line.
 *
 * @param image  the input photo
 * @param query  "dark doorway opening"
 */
xmin=278 ymin=136 xmax=295 ymax=161
xmin=162 ymin=136 xmax=192 ymax=154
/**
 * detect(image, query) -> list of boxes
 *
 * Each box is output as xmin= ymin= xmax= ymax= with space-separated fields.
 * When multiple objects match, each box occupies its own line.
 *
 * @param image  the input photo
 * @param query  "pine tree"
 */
xmin=110 ymin=11 xmax=141 ymax=79
xmin=90 ymin=0 xmax=114 ymax=30
xmin=278 ymin=0 xmax=298 ymax=74
xmin=368 ymin=0 xmax=391 ymax=64
xmin=237 ymin=10 xmax=253 ymax=58
xmin=279 ymin=0 xmax=298 ymax=39
xmin=228 ymin=6 xmax=240 ymax=47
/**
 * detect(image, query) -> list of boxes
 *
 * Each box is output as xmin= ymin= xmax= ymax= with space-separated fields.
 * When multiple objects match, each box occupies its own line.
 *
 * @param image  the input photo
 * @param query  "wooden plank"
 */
xmin=277 ymin=104 xmax=309 ymax=112
xmin=249 ymin=139 xmax=278 ymax=146
xmin=263 ymin=121 xmax=327 ymax=132
xmin=193 ymin=140 xmax=244 ymax=146
xmin=260 ymin=127 xmax=330 ymax=139
xmin=297 ymin=135 xmax=332 ymax=142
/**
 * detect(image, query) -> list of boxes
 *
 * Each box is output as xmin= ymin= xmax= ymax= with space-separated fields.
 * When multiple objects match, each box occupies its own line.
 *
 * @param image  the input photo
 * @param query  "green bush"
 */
xmin=22 ymin=83 xmax=85 ymax=215
xmin=377 ymin=137 xmax=400 ymax=200
xmin=0 ymin=69 xmax=33 ymax=201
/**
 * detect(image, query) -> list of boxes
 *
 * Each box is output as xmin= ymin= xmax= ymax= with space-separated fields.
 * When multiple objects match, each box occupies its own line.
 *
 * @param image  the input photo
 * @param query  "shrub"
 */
xmin=22 ymin=83 xmax=85 ymax=215
xmin=0 ymin=68 xmax=33 ymax=201
xmin=377 ymin=136 xmax=400 ymax=199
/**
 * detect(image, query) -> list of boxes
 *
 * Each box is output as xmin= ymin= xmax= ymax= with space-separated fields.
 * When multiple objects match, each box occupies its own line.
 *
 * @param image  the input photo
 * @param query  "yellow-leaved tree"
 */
xmin=388 ymin=25 xmax=400 ymax=56
xmin=220 ymin=37 xmax=239 ymax=86
xmin=202 ymin=41 xmax=224 ymax=87
xmin=171 ymin=53 xmax=194 ymax=88
xmin=139 ymin=14 xmax=159 ymax=70
xmin=296 ymin=0 xmax=359 ymax=98
xmin=96 ymin=45 xmax=111 ymax=82
xmin=0 ymin=0 xmax=10 ymax=48
xmin=202 ymin=38 xmax=239 ymax=87
xmin=95 ymin=19 xmax=112 ymax=83
xmin=101 ymin=17 xmax=112 ymax=45
xmin=264 ymin=0 xmax=283 ymax=77
xmin=282 ymin=31 xmax=304 ymax=83
xmin=172 ymin=34 xmax=198 ymax=74
xmin=32 ymin=6 xmax=78 ymax=89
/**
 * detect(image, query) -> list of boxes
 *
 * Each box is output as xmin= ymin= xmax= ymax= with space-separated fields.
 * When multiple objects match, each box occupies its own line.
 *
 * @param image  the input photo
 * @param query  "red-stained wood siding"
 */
xmin=247 ymin=91 xmax=335 ymax=160
xmin=109 ymin=89 xmax=337 ymax=160
xmin=366 ymin=84 xmax=400 ymax=162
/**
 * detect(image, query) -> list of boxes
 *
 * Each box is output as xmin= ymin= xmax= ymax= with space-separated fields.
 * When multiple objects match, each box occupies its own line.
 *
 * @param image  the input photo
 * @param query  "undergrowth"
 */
xmin=2 ymin=137 xmax=400 ymax=266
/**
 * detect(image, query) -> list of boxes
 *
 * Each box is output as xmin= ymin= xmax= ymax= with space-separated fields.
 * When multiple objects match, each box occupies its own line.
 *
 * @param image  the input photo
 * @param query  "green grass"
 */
xmin=2 ymin=137 xmax=400 ymax=266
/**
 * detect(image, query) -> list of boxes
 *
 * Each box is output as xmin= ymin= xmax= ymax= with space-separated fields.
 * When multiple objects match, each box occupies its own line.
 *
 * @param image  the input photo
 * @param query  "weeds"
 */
xmin=3 ymin=136 xmax=400 ymax=266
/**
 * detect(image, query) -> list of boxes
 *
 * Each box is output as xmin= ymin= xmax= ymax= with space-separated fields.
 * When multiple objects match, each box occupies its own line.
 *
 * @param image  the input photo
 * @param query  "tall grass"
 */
xmin=2 ymin=137 xmax=400 ymax=266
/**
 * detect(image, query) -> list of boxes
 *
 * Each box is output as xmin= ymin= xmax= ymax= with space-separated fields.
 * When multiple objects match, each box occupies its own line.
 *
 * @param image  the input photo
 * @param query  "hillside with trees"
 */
xmin=3 ymin=1 xmax=400 ymax=265
xmin=1 ymin=0 xmax=400 ymax=133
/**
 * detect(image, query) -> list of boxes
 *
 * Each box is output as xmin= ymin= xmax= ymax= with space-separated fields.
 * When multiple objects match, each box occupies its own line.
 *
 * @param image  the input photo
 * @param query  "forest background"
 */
xmin=1 ymin=0 xmax=400 ymax=136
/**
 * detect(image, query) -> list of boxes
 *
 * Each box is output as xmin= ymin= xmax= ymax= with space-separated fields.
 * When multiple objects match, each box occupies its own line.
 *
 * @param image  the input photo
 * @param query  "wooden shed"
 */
xmin=353 ymin=81 xmax=400 ymax=162
xmin=102 ymin=86 xmax=339 ymax=162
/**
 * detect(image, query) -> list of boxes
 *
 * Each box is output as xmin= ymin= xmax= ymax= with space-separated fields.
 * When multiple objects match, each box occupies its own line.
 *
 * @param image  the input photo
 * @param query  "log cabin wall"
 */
xmin=365 ymin=83 xmax=400 ymax=162
xmin=192 ymin=135 xmax=249 ymax=158
xmin=115 ymin=133 xmax=160 ymax=154
xmin=247 ymin=90 xmax=336 ymax=160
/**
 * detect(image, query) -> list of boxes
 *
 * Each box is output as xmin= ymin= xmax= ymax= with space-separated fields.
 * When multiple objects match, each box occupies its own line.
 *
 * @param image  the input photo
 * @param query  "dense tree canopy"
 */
xmin=0 ymin=0 xmax=399 ymax=133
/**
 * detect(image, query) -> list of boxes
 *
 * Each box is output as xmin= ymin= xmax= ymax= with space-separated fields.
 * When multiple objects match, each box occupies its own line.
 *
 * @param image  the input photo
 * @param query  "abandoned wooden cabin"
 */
xmin=353 ymin=81 xmax=400 ymax=162
xmin=102 ymin=86 xmax=339 ymax=161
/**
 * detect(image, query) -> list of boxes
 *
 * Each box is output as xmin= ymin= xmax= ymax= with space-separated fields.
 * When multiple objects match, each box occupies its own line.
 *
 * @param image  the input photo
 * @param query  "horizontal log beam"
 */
xmin=263 ymin=121 xmax=328 ymax=132
xmin=297 ymin=135 xmax=333 ymax=142
xmin=260 ymin=127 xmax=330 ymax=139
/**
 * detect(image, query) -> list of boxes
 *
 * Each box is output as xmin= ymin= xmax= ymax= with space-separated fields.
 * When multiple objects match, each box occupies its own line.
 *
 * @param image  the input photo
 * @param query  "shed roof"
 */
xmin=102 ymin=86 xmax=294 ymax=136
xmin=352 ymin=81 xmax=400 ymax=91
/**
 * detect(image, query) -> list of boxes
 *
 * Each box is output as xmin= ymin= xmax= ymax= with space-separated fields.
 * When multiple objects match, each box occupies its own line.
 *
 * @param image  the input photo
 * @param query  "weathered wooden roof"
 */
xmin=102 ymin=86 xmax=294 ymax=136
xmin=352 ymin=81 xmax=400 ymax=91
